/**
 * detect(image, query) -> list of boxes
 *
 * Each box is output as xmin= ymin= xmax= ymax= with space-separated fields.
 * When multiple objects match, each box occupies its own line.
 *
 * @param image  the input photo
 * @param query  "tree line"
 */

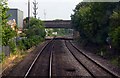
xmin=71 ymin=2 xmax=120 ymax=51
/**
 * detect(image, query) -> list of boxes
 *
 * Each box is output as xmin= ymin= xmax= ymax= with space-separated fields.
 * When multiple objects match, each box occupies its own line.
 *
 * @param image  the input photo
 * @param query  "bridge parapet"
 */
xmin=45 ymin=37 xmax=73 ymax=40
xmin=43 ymin=20 xmax=72 ymax=28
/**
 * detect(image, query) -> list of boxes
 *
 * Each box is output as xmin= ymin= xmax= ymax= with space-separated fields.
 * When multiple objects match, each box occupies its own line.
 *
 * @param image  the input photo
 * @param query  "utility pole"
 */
xmin=28 ymin=0 xmax=30 ymax=28
xmin=33 ymin=0 xmax=38 ymax=18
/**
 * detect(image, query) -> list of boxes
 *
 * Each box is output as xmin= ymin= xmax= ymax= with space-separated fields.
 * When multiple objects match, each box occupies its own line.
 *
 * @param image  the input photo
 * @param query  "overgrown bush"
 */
xmin=8 ymin=38 xmax=16 ymax=52
xmin=17 ymin=17 xmax=46 ymax=50
xmin=0 ymin=52 xmax=5 ymax=63
xmin=17 ymin=39 xmax=26 ymax=50
xmin=109 ymin=10 xmax=120 ymax=50
xmin=109 ymin=27 xmax=120 ymax=50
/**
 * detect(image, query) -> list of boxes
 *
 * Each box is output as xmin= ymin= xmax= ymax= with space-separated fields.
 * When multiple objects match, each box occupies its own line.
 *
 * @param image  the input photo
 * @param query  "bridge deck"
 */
xmin=45 ymin=37 xmax=73 ymax=40
xmin=43 ymin=20 xmax=72 ymax=28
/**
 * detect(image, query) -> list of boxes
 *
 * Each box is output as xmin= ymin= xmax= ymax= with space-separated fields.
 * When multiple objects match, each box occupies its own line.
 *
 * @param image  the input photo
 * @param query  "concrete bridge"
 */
xmin=45 ymin=36 xmax=73 ymax=40
xmin=43 ymin=20 xmax=72 ymax=28
xmin=43 ymin=20 xmax=74 ymax=40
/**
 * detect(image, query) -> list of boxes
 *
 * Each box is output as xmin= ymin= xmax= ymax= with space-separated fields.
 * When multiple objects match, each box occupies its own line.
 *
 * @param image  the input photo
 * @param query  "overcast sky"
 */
xmin=8 ymin=0 xmax=82 ymax=20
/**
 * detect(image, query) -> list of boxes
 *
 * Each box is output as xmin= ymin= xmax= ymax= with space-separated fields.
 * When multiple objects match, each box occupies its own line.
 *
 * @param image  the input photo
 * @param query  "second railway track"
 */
xmin=24 ymin=40 xmax=119 ymax=77
xmin=65 ymin=40 xmax=120 ymax=78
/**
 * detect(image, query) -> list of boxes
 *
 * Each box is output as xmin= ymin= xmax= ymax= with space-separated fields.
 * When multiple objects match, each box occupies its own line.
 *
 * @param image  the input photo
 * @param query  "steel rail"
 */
xmin=24 ymin=39 xmax=53 ymax=78
xmin=49 ymin=41 xmax=54 ymax=78
xmin=49 ymin=44 xmax=54 ymax=78
xmin=65 ymin=40 xmax=95 ymax=78
xmin=68 ymin=40 xmax=120 ymax=78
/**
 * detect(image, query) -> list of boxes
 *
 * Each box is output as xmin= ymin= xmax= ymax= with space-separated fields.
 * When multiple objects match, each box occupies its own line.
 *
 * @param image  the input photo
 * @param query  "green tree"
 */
xmin=0 ymin=0 xmax=16 ymax=46
xmin=109 ymin=10 xmax=120 ymax=50
xmin=2 ymin=26 xmax=16 ymax=46
xmin=19 ymin=17 xmax=46 ymax=50
xmin=0 ymin=0 xmax=9 ymax=25
xmin=71 ymin=2 xmax=119 ymax=45
xmin=25 ymin=17 xmax=46 ymax=39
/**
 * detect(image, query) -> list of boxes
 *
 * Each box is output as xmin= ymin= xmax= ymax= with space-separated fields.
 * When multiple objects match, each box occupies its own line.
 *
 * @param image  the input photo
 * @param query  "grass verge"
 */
xmin=0 ymin=46 xmax=35 ymax=73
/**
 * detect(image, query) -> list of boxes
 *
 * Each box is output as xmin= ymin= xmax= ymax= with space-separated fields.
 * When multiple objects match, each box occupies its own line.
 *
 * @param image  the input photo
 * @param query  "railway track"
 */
xmin=2 ymin=39 xmax=120 ymax=77
xmin=24 ymin=39 xmax=54 ymax=78
xmin=65 ymin=40 xmax=120 ymax=78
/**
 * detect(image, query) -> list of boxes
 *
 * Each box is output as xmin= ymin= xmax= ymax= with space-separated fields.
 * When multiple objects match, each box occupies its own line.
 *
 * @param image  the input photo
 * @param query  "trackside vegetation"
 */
xmin=71 ymin=2 xmax=120 ymax=66
xmin=0 ymin=0 xmax=17 ymax=63
xmin=0 ymin=0 xmax=46 ymax=63
xmin=18 ymin=17 xmax=46 ymax=50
